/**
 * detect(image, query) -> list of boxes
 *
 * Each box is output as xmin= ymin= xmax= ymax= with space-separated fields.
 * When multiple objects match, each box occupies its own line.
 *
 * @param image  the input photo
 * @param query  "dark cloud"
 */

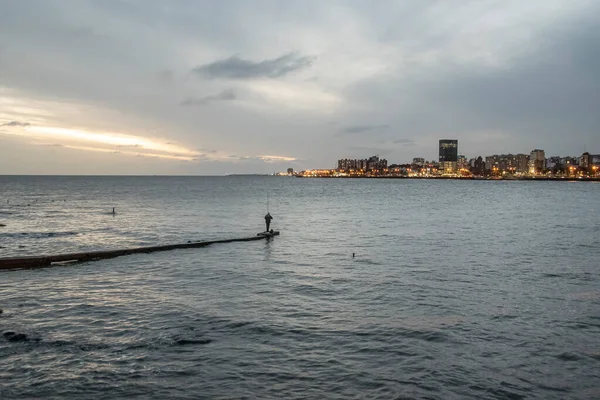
xmin=339 ymin=124 xmax=390 ymax=134
xmin=0 ymin=121 xmax=30 ymax=127
xmin=181 ymin=89 xmax=236 ymax=106
xmin=192 ymin=53 xmax=315 ymax=80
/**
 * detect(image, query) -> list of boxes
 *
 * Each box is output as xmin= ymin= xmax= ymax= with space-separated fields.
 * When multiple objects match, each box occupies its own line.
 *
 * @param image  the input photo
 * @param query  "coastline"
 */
xmin=295 ymin=175 xmax=600 ymax=182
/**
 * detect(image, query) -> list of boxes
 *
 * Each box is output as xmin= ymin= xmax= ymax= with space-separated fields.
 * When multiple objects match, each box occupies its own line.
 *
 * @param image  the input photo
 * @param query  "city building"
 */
xmin=412 ymin=157 xmax=425 ymax=167
xmin=457 ymin=155 xmax=468 ymax=171
xmin=515 ymin=154 xmax=530 ymax=174
xmin=439 ymin=139 xmax=458 ymax=174
xmin=485 ymin=154 xmax=529 ymax=175
xmin=546 ymin=156 xmax=561 ymax=170
xmin=529 ymin=149 xmax=546 ymax=175
xmin=581 ymin=152 xmax=590 ymax=169
xmin=367 ymin=155 xmax=388 ymax=171
xmin=470 ymin=156 xmax=485 ymax=176
xmin=337 ymin=156 xmax=387 ymax=173
xmin=560 ymin=156 xmax=578 ymax=166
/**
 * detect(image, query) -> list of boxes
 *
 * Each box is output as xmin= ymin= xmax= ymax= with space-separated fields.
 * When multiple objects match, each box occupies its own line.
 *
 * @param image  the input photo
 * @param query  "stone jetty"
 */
xmin=0 ymin=231 xmax=280 ymax=270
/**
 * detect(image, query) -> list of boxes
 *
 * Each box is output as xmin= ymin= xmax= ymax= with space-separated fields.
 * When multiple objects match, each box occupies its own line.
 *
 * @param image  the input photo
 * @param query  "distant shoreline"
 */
xmin=295 ymin=176 xmax=600 ymax=182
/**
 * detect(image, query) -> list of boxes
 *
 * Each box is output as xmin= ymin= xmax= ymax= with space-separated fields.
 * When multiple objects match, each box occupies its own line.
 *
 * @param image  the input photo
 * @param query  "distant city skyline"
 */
xmin=322 ymin=137 xmax=597 ymax=171
xmin=296 ymin=137 xmax=600 ymax=178
xmin=1 ymin=1 xmax=599 ymax=174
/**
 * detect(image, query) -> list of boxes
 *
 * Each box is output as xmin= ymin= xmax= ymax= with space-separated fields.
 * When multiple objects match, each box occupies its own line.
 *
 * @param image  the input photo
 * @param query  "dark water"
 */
xmin=1 ymin=176 xmax=599 ymax=399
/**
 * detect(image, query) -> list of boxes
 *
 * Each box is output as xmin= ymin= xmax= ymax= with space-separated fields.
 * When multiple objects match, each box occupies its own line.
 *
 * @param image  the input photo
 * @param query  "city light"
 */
xmin=290 ymin=142 xmax=599 ymax=180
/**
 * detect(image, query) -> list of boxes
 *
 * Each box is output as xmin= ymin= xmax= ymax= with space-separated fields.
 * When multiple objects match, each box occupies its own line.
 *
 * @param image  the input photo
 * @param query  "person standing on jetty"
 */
xmin=265 ymin=212 xmax=273 ymax=232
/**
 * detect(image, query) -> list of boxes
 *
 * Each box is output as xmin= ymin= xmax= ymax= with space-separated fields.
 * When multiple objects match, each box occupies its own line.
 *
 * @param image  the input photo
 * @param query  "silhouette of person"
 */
xmin=265 ymin=212 xmax=273 ymax=232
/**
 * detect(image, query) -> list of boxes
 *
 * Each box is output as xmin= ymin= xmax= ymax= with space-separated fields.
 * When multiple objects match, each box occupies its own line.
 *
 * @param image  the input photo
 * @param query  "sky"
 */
xmin=1 ymin=0 xmax=599 ymax=175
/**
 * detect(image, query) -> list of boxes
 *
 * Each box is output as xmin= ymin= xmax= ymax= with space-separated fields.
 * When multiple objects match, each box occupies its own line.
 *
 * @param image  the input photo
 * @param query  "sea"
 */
xmin=1 ymin=175 xmax=599 ymax=399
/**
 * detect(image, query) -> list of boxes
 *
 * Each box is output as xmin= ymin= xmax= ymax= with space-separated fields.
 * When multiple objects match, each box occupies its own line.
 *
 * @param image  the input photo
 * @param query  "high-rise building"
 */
xmin=581 ymin=152 xmax=590 ymax=169
xmin=529 ymin=149 xmax=546 ymax=175
xmin=457 ymin=155 xmax=468 ymax=170
xmin=515 ymin=154 xmax=529 ymax=174
xmin=546 ymin=156 xmax=560 ymax=170
xmin=471 ymin=156 xmax=485 ymax=176
xmin=439 ymin=139 xmax=458 ymax=174
xmin=485 ymin=153 xmax=529 ymax=174
xmin=412 ymin=157 xmax=425 ymax=166
xmin=337 ymin=156 xmax=386 ymax=172
xmin=367 ymin=155 xmax=387 ymax=171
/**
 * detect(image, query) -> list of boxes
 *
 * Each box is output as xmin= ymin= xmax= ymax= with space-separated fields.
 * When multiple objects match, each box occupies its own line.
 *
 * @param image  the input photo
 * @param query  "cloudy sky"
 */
xmin=1 ymin=0 xmax=599 ymax=175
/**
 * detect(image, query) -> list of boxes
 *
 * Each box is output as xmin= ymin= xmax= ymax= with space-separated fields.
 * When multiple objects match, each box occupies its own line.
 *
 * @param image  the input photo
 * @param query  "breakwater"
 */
xmin=0 ymin=231 xmax=279 ymax=270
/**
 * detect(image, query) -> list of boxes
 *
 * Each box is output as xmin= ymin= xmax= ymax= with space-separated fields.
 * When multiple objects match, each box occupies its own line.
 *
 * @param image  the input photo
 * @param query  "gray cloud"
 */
xmin=181 ymin=89 xmax=236 ymax=106
xmin=339 ymin=124 xmax=390 ymax=134
xmin=393 ymin=138 xmax=416 ymax=146
xmin=346 ymin=146 xmax=393 ymax=157
xmin=0 ymin=121 xmax=30 ymax=127
xmin=38 ymin=143 xmax=64 ymax=147
xmin=194 ymin=148 xmax=218 ymax=154
xmin=157 ymin=69 xmax=174 ymax=84
xmin=192 ymin=53 xmax=315 ymax=80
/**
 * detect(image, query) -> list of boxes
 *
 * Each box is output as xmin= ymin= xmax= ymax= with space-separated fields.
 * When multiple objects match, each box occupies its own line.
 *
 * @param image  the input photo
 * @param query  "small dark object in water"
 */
xmin=4 ymin=332 xmax=29 ymax=342
xmin=352 ymin=253 xmax=355 ymax=258
xmin=175 ymin=338 xmax=212 ymax=345
xmin=0 ymin=308 xmax=3 ymax=314
xmin=0 ymin=223 xmax=6 ymax=227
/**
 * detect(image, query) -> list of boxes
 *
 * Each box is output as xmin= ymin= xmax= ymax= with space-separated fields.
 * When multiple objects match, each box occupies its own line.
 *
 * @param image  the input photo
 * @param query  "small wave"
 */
xmin=293 ymin=283 xmax=336 ymax=297
xmin=224 ymin=321 xmax=252 ymax=329
xmin=555 ymin=352 xmax=582 ymax=361
xmin=401 ymin=329 xmax=448 ymax=343
xmin=0 ymin=231 xmax=79 ymax=239
xmin=355 ymin=259 xmax=383 ymax=265
xmin=53 ymin=340 xmax=112 ymax=352
xmin=491 ymin=314 xmax=519 ymax=320
xmin=173 ymin=338 xmax=212 ymax=345
xmin=541 ymin=273 xmax=563 ymax=278
xmin=571 ymin=291 xmax=600 ymax=301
